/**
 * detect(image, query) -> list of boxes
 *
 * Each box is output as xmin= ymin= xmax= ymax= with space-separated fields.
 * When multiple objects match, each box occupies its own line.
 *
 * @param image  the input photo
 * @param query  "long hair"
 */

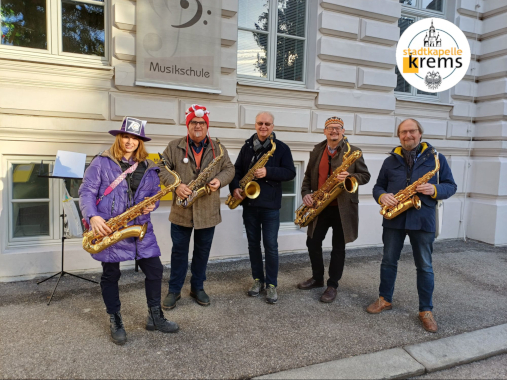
xmin=110 ymin=134 xmax=149 ymax=162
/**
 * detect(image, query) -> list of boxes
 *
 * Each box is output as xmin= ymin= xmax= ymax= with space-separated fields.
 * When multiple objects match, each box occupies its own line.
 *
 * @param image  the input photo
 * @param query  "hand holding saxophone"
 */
xmin=380 ymin=193 xmax=398 ymax=207
xmin=254 ymin=168 xmax=267 ymax=178
xmin=176 ymin=183 xmax=193 ymax=199
xmin=233 ymin=188 xmax=244 ymax=200
xmin=90 ymin=216 xmax=112 ymax=237
xmin=416 ymin=183 xmax=435 ymax=196
xmin=208 ymin=178 xmax=221 ymax=191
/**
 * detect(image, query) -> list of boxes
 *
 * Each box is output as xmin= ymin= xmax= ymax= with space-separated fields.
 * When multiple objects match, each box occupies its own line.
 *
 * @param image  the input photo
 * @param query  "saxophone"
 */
xmin=225 ymin=134 xmax=276 ymax=210
xmin=82 ymin=156 xmax=181 ymax=254
xmin=294 ymin=137 xmax=362 ymax=228
xmin=175 ymin=139 xmax=225 ymax=208
xmin=380 ymin=148 xmax=440 ymax=220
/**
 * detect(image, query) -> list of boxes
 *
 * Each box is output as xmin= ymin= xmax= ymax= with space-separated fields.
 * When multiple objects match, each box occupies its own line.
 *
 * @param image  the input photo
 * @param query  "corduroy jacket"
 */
xmin=301 ymin=139 xmax=371 ymax=243
xmin=158 ymin=137 xmax=235 ymax=229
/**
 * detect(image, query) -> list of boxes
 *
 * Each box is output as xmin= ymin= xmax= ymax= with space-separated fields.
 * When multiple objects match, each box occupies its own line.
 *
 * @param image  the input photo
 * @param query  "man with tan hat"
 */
xmin=158 ymin=104 xmax=234 ymax=309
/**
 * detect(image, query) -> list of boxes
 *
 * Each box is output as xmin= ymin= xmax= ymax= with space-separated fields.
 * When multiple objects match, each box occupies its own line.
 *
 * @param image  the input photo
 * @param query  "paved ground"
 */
xmin=1 ymin=240 xmax=506 ymax=379
xmin=414 ymin=353 xmax=507 ymax=379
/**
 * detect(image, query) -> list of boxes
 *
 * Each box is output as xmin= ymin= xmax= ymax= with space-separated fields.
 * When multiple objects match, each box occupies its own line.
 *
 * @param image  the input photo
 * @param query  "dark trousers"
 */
xmin=306 ymin=206 xmax=346 ymax=289
xmin=169 ymin=223 xmax=215 ymax=293
xmin=379 ymin=227 xmax=435 ymax=312
xmin=243 ymin=206 xmax=280 ymax=287
xmin=101 ymin=256 xmax=163 ymax=314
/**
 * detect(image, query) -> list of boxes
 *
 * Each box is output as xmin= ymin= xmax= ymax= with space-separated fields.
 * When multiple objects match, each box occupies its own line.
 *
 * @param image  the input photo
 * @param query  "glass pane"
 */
xmin=61 ymin=0 xmax=105 ymax=56
xmin=276 ymin=36 xmax=304 ymax=81
xmin=12 ymin=202 xmax=50 ymax=237
xmin=395 ymin=66 xmax=411 ymax=93
xmin=237 ymin=30 xmax=268 ymax=78
xmin=74 ymin=200 xmax=86 ymax=231
xmin=399 ymin=16 xmax=414 ymax=36
xmin=0 ymin=0 xmax=47 ymax=49
xmin=277 ymin=0 xmax=305 ymax=37
xmin=280 ymin=196 xmax=295 ymax=223
xmin=65 ymin=163 xmax=88 ymax=198
xmin=417 ymin=89 xmax=437 ymax=96
xmin=399 ymin=0 xmax=415 ymax=5
xmin=422 ymin=0 xmax=444 ymax=12
xmin=238 ymin=0 xmax=269 ymax=31
xmin=12 ymin=163 xmax=49 ymax=199
xmin=282 ymin=178 xmax=295 ymax=194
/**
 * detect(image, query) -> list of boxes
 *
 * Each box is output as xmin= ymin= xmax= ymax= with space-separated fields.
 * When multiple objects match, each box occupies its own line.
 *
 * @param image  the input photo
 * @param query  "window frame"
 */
xmin=396 ymin=0 xmax=446 ymax=102
xmin=279 ymin=161 xmax=301 ymax=230
xmin=0 ymin=0 xmax=109 ymax=66
xmin=237 ymin=0 xmax=308 ymax=86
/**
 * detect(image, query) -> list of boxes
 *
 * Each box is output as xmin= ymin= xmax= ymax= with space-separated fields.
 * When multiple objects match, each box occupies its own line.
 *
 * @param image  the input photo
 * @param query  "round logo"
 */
xmin=396 ymin=18 xmax=471 ymax=93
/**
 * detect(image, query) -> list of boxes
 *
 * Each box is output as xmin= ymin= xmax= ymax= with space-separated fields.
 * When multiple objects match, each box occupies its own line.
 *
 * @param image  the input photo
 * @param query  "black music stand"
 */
xmin=37 ymin=160 xmax=98 ymax=306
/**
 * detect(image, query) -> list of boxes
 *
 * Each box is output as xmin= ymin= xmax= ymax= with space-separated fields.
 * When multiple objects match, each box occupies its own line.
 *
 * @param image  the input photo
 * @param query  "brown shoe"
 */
xmin=419 ymin=311 xmax=438 ymax=333
xmin=297 ymin=278 xmax=325 ymax=290
xmin=366 ymin=296 xmax=392 ymax=314
xmin=319 ymin=286 xmax=337 ymax=303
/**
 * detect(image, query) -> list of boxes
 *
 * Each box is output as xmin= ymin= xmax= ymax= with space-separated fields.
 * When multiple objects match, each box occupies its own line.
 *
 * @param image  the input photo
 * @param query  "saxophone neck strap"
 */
xmin=96 ymin=162 xmax=139 ymax=205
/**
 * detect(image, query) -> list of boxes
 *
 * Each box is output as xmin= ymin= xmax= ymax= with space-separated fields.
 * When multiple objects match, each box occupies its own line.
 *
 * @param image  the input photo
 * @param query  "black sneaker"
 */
xmin=247 ymin=279 xmax=265 ymax=297
xmin=162 ymin=292 xmax=181 ymax=310
xmin=190 ymin=289 xmax=210 ymax=306
xmin=146 ymin=306 xmax=179 ymax=333
xmin=109 ymin=311 xmax=127 ymax=345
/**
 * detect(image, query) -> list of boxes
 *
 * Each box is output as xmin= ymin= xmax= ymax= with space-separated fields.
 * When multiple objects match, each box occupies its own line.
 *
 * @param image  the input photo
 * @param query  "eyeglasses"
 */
xmin=189 ymin=121 xmax=207 ymax=127
xmin=256 ymin=122 xmax=273 ymax=127
xmin=325 ymin=127 xmax=343 ymax=131
xmin=399 ymin=129 xmax=419 ymax=136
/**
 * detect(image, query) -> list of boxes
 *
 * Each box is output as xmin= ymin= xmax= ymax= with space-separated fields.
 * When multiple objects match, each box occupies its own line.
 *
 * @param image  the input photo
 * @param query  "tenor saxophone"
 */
xmin=82 ymin=156 xmax=181 ymax=254
xmin=225 ymin=134 xmax=276 ymax=210
xmin=380 ymin=148 xmax=440 ymax=220
xmin=175 ymin=139 xmax=225 ymax=208
xmin=294 ymin=137 xmax=362 ymax=228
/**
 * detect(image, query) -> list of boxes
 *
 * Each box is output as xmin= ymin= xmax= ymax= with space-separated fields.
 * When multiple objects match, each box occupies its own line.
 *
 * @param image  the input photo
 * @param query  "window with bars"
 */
xmin=7 ymin=159 xmax=88 ymax=245
xmin=0 ymin=0 xmax=106 ymax=60
xmin=396 ymin=0 xmax=445 ymax=99
xmin=237 ymin=0 xmax=307 ymax=84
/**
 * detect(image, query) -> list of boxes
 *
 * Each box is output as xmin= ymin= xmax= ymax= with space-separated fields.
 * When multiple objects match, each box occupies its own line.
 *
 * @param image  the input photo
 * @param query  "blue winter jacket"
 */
xmin=229 ymin=133 xmax=296 ymax=209
xmin=372 ymin=142 xmax=457 ymax=232
xmin=78 ymin=150 xmax=161 ymax=263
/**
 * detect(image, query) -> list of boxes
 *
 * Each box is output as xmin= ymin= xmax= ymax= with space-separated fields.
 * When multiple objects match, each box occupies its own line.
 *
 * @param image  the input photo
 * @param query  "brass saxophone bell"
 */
xmin=244 ymin=181 xmax=261 ymax=199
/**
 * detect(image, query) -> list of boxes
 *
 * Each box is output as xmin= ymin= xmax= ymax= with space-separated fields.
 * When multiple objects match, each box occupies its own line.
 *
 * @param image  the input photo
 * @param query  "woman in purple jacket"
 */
xmin=79 ymin=118 xmax=179 ymax=345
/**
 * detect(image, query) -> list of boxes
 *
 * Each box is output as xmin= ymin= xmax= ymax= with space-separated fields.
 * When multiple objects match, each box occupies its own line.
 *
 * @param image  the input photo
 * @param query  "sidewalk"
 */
xmin=1 ymin=240 xmax=506 ymax=379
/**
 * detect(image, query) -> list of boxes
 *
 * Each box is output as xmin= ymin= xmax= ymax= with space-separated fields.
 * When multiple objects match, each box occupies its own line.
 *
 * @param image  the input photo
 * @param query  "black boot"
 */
xmin=109 ymin=311 xmax=127 ymax=345
xmin=146 ymin=306 xmax=179 ymax=333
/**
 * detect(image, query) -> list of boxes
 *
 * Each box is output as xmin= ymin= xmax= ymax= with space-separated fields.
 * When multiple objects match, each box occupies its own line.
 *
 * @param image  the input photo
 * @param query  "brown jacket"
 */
xmin=158 ymin=137 xmax=235 ymax=229
xmin=301 ymin=139 xmax=371 ymax=243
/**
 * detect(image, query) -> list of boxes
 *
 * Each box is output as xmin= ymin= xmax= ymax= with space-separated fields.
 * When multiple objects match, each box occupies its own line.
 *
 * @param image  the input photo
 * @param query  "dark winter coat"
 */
xmin=79 ymin=150 xmax=162 ymax=263
xmin=229 ymin=133 xmax=296 ymax=210
xmin=372 ymin=142 xmax=457 ymax=232
xmin=301 ymin=139 xmax=371 ymax=243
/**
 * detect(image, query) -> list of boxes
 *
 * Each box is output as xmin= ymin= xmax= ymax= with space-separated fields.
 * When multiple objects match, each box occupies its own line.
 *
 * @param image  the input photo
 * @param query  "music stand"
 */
xmin=37 ymin=152 xmax=97 ymax=305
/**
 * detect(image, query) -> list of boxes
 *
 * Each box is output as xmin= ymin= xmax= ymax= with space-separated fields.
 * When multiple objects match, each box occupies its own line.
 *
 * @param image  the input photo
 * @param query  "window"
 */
xmin=396 ymin=0 xmax=445 ymax=99
xmin=279 ymin=161 xmax=301 ymax=227
xmin=7 ymin=159 xmax=88 ymax=246
xmin=237 ymin=0 xmax=307 ymax=84
xmin=1 ymin=0 xmax=106 ymax=61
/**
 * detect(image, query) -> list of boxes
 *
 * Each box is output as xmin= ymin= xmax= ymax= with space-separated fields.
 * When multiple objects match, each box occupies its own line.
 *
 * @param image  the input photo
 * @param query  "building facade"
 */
xmin=1 ymin=0 xmax=506 ymax=281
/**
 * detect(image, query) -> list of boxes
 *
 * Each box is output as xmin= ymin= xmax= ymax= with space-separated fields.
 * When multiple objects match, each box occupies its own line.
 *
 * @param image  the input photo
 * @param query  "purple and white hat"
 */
xmin=109 ymin=117 xmax=151 ymax=142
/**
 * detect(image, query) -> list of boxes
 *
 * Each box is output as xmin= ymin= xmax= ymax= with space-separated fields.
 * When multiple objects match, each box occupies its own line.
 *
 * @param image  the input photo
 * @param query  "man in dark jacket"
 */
xmin=229 ymin=111 xmax=296 ymax=304
xmin=367 ymin=118 xmax=457 ymax=333
xmin=297 ymin=117 xmax=370 ymax=303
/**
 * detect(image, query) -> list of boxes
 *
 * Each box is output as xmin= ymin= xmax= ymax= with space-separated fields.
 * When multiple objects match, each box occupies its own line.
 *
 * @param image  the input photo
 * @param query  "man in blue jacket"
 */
xmin=229 ymin=111 xmax=296 ymax=304
xmin=367 ymin=118 xmax=457 ymax=333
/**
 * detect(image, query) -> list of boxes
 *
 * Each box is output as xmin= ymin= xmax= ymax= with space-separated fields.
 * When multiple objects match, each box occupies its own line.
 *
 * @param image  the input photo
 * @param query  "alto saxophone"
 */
xmin=82 ymin=156 xmax=181 ymax=254
xmin=380 ymin=148 xmax=440 ymax=220
xmin=294 ymin=137 xmax=362 ymax=228
xmin=175 ymin=140 xmax=225 ymax=208
xmin=225 ymin=134 xmax=276 ymax=210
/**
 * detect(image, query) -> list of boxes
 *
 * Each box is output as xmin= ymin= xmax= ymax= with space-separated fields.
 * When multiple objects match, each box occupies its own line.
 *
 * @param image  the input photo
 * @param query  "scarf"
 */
xmin=253 ymin=134 xmax=272 ymax=155
xmin=401 ymin=143 xmax=422 ymax=169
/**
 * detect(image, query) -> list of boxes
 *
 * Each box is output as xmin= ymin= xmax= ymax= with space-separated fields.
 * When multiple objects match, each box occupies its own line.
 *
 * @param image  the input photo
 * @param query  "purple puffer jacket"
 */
xmin=78 ymin=150 xmax=162 ymax=263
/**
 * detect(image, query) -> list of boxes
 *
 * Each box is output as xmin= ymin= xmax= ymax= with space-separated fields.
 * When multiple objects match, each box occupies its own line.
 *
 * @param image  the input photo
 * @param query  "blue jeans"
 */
xmin=379 ymin=227 xmax=435 ymax=312
xmin=242 ymin=207 xmax=280 ymax=287
xmin=169 ymin=223 xmax=215 ymax=293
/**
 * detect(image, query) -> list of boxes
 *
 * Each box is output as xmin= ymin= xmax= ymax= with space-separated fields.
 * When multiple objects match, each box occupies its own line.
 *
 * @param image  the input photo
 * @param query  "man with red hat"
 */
xmin=158 ymin=104 xmax=235 ymax=309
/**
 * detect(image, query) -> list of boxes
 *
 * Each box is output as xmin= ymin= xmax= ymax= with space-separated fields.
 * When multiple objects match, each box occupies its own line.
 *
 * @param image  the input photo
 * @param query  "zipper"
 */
xmin=111 ymin=196 xmax=115 ymax=214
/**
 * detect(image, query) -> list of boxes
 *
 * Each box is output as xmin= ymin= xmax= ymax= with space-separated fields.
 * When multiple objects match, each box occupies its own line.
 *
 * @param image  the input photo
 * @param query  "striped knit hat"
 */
xmin=325 ymin=117 xmax=344 ymax=128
